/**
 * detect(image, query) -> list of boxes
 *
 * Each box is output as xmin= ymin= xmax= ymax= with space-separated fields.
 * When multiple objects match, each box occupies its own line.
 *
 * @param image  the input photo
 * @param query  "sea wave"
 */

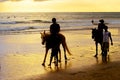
xmin=0 ymin=20 xmax=50 ymax=24
xmin=0 ymin=19 xmax=88 ymax=24
xmin=0 ymin=26 xmax=38 ymax=31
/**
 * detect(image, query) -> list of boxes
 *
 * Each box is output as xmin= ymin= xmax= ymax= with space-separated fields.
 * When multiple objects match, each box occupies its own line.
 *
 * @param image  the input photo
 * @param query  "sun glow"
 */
xmin=0 ymin=0 xmax=54 ymax=12
xmin=0 ymin=0 xmax=120 ymax=12
xmin=22 ymin=0 xmax=33 ymax=3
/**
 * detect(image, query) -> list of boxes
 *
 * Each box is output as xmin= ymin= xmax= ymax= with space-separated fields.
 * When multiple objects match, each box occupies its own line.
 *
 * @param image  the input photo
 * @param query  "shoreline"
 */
xmin=0 ymin=24 xmax=120 ymax=35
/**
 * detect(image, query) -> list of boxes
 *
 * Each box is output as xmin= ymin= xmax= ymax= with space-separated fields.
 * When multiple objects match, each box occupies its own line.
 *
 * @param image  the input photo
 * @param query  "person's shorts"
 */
xmin=103 ymin=42 xmax=109 ymax=51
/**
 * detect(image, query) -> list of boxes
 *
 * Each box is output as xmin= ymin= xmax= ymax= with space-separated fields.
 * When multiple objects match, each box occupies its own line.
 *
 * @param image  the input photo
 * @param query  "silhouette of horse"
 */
xmin=92 ymin=28 xmax=103 ymax=57
xmin=40 ymin=31 xmax=71 ymax=66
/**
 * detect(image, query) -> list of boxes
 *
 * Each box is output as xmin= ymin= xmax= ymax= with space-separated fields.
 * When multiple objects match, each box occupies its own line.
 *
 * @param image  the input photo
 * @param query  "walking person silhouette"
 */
xmin=94 ymin=19 xmax=107 ymax=57
xmin=102 ymin=26 xmax=113 ymax=62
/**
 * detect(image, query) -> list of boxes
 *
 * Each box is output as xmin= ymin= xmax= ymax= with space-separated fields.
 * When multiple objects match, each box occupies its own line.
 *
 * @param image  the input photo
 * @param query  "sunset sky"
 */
xmin=0 ymin=0 xmax=120 ymax=12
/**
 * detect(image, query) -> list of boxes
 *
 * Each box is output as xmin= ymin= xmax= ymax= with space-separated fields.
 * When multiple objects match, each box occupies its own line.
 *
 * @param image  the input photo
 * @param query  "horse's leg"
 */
xmin=100 ymin=42 xmax=103 ymax=55
xmin=55 ymin=53 xmax=58 ymax=66
xmin=62 ymin=43 xmax=67 ymax=60
xmin=53 ymin=49 xmax=59 ymax=66
xmin=42 ymin=48 xmax=49 ymax=66
xmin=48 ymin=55 xmax=53 ymax=67
xmin=58 ymin=48 xmax=61 ymax=62
xmin=64 ymin=51 xmax=67 ymax=60
xmin=94 ymin=42 xmax=98 ymax=57
xmin=62 ymin=38 xmax=68 ymax=61
xmin=61 ymin=34 xmax=71 ymax=61
xmin=102 ymin=50 xmax=107 ymax=63
xmin=48 ymin=49 xmax=55 ymax=67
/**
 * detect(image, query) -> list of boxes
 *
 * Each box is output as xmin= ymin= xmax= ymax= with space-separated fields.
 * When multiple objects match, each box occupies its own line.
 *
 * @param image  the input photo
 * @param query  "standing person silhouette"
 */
xmin=94 ymin=19 xmax=107 ymax=57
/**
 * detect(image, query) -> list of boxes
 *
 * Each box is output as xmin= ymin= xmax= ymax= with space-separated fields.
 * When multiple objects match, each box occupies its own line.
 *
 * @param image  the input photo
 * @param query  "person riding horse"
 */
xmin=41 ymin=18 xmax=71 ymax=67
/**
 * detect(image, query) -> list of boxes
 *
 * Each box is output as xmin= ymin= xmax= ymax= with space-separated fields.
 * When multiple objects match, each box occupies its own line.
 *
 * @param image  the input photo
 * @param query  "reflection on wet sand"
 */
xmin=95 ymin=55 xmax=111 ymax=64
xmin=102 ymin=55 xmax=110 ymax=63
xmin=42 ymin=60 xmax=71 ymax=72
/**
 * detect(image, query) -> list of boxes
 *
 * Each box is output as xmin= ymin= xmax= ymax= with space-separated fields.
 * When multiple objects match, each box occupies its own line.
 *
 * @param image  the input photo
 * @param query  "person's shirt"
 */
xmin=50 ymin=23 xmax=60 ymax=34
xmin=103 ymin=31 xmax=111 ymax=42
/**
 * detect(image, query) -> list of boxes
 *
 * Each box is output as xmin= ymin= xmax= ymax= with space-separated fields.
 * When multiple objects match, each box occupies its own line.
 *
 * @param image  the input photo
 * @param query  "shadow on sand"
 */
xmin=23 ymin=61 xmax=120 ymax=80
xmin=22 ymin=55 xmax=120 ymax=80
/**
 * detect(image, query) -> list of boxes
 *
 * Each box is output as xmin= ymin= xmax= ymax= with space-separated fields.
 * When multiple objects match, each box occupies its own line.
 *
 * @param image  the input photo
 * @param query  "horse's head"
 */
xmin=40 ymin=31 xmax=46 ymax=45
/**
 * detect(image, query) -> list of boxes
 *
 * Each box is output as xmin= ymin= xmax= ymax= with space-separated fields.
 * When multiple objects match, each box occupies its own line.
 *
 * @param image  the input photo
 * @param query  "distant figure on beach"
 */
xmin=92 ymin=19 xmax=107 ymax=57
xmin=102 ymin=26 xmax=113 ymax=62
xmin=91 ymin=20 xmax=94 ymax=24
xmin=41 ymin=18 xmax=71 ymax=67
xmin=91 ymin=20 xmax=98 ymax=25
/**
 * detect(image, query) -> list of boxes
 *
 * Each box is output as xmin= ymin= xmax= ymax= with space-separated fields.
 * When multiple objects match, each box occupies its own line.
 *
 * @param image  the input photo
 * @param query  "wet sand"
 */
xmin=0 ymin=26 xmax=120 ymax=80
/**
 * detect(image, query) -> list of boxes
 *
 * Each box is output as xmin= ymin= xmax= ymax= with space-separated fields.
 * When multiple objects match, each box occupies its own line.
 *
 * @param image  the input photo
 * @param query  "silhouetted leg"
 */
xmin=61 ymin=37 xmax=68 ymax=61
xmin=102 ymin=55 xmax=107 ymax=63
xmin=94 ymin=42 xmax=98 ymax=57
xmin=42 ymin=48 xmax=49 ymax=66
xmin=104 ymin=50 xmax=107 ymax=58
xmin=48 ymin=54 xmax=53 ymax=67
xmin=58 ymin=48 xmax=61 ymax=62
xmin=102 ymin=51 xmax=105 ymax=63
xmin=102 ymin=49 xmax=107 ymax=63
xmin=100 ymin=42 xmax=103 ymax=55
xmin=48 ymin=49 xmax=59 ymax=67
xmin=64 ymin=52 xmax=67 ymax=61
xmin=55 ymin=49 xmax=59 ymax=66
xmin=102 ymin=55 xmax=105 ymax=63
xmin=55 ymin=54 xmax=58 ymax=66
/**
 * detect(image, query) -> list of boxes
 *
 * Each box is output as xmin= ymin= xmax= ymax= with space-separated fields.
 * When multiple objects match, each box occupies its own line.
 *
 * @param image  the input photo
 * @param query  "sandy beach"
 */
xmin=0 ymin=26 xmax=120 ymax=80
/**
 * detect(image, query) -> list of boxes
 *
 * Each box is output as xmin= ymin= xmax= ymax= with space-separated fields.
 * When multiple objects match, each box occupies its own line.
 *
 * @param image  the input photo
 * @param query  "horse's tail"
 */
xmin=64 ymin=40 xmax=72 ymax=55
xmin=60 ymin=33 xmax=72 ymax=55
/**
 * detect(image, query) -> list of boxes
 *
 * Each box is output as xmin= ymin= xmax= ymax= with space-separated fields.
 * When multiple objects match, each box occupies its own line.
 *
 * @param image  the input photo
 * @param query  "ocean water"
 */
xmin=0 ymin=12 xmax=120 ymax=34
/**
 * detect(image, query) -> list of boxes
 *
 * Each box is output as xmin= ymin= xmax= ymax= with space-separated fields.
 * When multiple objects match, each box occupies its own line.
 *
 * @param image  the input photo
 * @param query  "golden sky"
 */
xmin=0 ymin=0 xmax=120 ymax=12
